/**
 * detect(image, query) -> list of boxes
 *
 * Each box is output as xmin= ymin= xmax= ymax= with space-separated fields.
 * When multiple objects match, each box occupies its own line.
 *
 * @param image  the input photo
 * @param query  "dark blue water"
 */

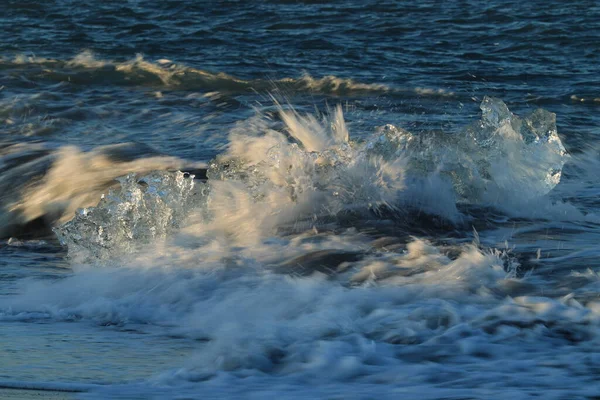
xmin=2 ymin=1 xmax=600 ymax=399
xmin=3 ymin=1 xmax=599 ymax=155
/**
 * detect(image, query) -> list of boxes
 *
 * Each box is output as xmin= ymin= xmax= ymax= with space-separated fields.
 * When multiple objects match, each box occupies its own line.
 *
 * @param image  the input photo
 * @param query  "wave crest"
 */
xmin=3 ymin=52 xmax=455 ymax=97
xmin=54 ymin=97 xmax=567 ymax=261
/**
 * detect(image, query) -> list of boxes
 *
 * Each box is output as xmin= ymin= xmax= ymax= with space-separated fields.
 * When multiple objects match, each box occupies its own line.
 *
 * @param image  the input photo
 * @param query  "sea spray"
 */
xmin=53 ymin=98 xmax=568 ymax=261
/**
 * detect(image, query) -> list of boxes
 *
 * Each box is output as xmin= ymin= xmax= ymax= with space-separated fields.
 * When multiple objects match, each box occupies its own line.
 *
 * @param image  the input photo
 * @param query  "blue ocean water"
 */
xmin=1 ymin=1 xmax=600 ymax=399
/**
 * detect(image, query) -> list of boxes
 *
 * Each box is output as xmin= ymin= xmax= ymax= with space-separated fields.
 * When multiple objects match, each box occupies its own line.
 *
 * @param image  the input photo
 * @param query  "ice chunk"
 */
xmin=365 ymin=97 xmax=567 ymax=204
xmin=53 ymin=171 xmax=199 ymax=262
xmin=480 ymin=95 xmax=513 ymax=128
xmin=471 ymin=97 xmax=567 ymax=201
xmin=365 ymin=124 xmax=413 ymax=160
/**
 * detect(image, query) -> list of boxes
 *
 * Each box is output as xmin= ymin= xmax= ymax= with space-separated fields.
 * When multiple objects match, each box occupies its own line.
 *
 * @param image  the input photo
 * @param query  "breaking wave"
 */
xmin=52 ymin=96 xmax=567 ymax=262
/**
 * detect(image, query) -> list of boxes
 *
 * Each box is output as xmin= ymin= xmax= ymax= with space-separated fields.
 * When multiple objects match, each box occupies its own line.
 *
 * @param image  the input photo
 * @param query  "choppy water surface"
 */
xmin=1 ymin=1 xmax=600 ymax=399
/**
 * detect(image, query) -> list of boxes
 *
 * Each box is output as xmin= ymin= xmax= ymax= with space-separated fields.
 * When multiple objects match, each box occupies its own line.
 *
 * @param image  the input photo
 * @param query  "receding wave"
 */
xmin=1 ymin=52 xmax=454 ymax=97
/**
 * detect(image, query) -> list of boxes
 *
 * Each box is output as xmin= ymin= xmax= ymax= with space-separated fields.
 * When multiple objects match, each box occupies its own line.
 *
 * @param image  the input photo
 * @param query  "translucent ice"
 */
xmin=366 ymin=97 xmax=567 ymax=203
xmin=53 ymin=171 xmax=199 ymax=262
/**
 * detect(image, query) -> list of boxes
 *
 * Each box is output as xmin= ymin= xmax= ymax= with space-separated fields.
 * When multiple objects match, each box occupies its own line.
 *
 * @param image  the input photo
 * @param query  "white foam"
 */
xmin=3 ymin=232 xmax=600 ymax=399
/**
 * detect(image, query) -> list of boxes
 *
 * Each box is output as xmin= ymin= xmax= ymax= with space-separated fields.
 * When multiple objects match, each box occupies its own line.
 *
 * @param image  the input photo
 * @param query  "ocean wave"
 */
xmin=1 ymin=52 xmax=455 ymax=97
xmin=3 ymin=99 xmax=598 ymax=400
xmin=49 ymin=96 xmax=569 ymax=265
xmin=1 ymin=94 xmax=570 ymax=246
